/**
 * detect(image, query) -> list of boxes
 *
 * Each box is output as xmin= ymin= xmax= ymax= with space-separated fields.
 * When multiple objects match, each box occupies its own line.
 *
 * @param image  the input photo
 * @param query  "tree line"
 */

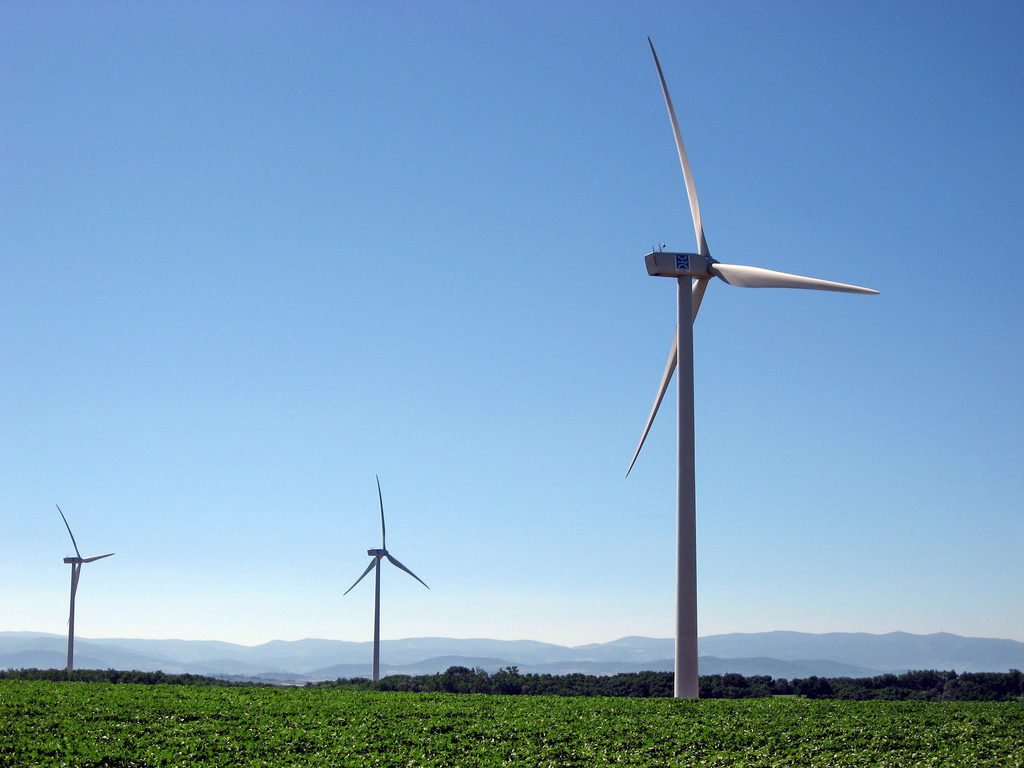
xmin=4 ymin=666 xmax=1023 ymax=700
xmin=0 ymin=668 xmax=255 ymax=686
xmin=310 ymin=666 xmax=1024 ymax=701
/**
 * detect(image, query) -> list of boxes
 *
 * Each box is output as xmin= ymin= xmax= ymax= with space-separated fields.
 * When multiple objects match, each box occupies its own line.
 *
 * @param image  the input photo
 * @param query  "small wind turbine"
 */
xmin=343 ymin=476 xmax=428 ymax=681
xmin=56 ymin=505 xmax=114 ymax=675
xmin=628 ymin=39 xmax=878 ymax=699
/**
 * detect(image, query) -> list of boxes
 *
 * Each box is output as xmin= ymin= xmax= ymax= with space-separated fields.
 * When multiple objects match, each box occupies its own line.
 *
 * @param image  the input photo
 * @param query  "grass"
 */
xmin=2 ymin=680 xmax=1022 ymax=766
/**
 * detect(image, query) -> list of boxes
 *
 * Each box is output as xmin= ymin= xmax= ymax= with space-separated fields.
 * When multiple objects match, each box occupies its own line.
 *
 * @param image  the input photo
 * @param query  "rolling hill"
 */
xmin=2 ymin=630 xmax=1021 ymax=683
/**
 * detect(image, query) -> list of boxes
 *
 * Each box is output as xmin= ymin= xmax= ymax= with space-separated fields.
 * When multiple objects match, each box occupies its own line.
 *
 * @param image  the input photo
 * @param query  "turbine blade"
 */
xmin=648 ymin=38 xmax=710 ymax=258
xmin=626 ymin=329 xmax=678 ymax=477
xmin=56 ymin=505 xmax=83 ymax=560
xmin=691 ymin=278 xmax=709 ymax=320
xmin=343 ymin=559 xmax=377 ymax=596
xmin=376 ymin=475 xmax=386 ymax=551
xmin=385 ymin=554 xmax=429 ymax=590
xmin=711 ymin=263 xmax=879 ymax=294
xmin=81 ymin=553 xmax=114 ymax=563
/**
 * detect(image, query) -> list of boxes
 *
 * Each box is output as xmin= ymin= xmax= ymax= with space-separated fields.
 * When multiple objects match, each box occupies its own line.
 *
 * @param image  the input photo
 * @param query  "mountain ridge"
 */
xmin=3 ymin=630 xmax=1022 ymax=682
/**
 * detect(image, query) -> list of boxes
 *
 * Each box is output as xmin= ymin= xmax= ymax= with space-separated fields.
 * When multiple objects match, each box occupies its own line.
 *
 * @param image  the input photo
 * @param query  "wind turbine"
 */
xmin=56 ymin=505 xmax=114 ymax=675
xmin=343 ymin=476 xmax=429 ymax=681
xmin=628 ymin=39 xmax=878 ymax=699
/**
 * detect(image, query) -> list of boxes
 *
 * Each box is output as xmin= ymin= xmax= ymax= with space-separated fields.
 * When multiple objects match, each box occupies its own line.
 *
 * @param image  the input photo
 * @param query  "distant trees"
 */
xmin=309 ymin=667 xmax=670 ymax=697
xmin=435 ymin=666 xmax=487 ymax=693
xmin=700 ymin=674 xmax=780 ymax=698
xmin=800 ymin=670 xmax=1024 ymax=702
xmin=311 ymin=667 xmax=1024 ymax=701
xmin=4 ymin=666 xmax=1023 ymax=701
xmin=491 ymin=666 xmax=523 ymax=695
xmin=0 ymin=668 xmax=251 ymax=686
xmin=794 ymin=676 xmax=833 ymax=699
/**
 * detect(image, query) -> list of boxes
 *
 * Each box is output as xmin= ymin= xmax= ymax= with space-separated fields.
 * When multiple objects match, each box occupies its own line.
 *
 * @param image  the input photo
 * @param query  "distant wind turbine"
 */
xmin=628 ymin=39 xmax=878 ymax=699
xmin=343 ymin=477 xmax=429 ymax=681
xmin=56 ymin=505 xmax=114 ymax=675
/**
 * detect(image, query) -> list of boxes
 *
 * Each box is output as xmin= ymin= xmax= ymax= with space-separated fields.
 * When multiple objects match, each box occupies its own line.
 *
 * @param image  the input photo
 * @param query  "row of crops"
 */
xmin=2 ymin=680 xmax=1023 ymax=766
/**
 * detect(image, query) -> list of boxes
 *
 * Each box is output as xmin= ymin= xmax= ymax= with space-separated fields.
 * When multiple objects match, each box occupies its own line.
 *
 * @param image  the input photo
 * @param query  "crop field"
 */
xmin=2 ymin=681 xmax=1022 ymax=767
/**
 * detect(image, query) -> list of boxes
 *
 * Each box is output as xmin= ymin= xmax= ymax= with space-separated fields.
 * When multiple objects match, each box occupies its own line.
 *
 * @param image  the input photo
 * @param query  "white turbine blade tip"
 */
xmin=81 ymin=553 xmax=114 ymax=563
xmin=386 ymin=554 xmax=429 ymax=589
xmin=343 ymin=559 xmax=376 ymax=596
xmin=627 ymin=329 xmax=678 ymax=477
xmin=712 ymin=263 xmax=878 ymax=294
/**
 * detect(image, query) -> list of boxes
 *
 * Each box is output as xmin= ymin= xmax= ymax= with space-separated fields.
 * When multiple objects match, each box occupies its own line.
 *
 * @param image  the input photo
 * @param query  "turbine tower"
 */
xmin=57 ymin=505 xmax=114 ymax=675
xmin=628 ymin=39 xmax=878 ymax=699
xmin=343 ymin=476 xmax=428 ymax=681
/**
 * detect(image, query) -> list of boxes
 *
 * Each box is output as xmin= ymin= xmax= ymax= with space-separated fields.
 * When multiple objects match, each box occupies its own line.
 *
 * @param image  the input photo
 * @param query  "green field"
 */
xmin=2 ymin=681 xmax=1022 ymax=767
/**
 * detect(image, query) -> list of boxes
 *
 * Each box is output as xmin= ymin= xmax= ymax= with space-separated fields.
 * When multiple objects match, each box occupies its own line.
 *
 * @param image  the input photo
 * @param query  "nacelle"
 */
xmin=645 ymin=251 xmax=710 ymax=278
xmin=367 ymin=548 xmax=385 ymax=557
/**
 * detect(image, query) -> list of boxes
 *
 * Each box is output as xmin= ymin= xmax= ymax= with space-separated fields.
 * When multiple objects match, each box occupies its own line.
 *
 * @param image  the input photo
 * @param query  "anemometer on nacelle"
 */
xmin=644 ymin=251 xmax=711 ymax=279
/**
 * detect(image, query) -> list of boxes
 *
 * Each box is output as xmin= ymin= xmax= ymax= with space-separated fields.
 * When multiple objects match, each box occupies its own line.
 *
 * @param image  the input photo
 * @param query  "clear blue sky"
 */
xmin=2 ymin=2 xmax=1022 ymax=648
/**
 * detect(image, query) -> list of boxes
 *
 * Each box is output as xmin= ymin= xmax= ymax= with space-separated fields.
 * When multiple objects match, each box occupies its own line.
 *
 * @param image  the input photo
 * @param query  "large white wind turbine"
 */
xmin=628 ymin=40 xmax=878 ymax=699
xmin=56 ymin=505 xmax=114 ymax=675
xmin=343 ymin=476 xmax=429 ymax=681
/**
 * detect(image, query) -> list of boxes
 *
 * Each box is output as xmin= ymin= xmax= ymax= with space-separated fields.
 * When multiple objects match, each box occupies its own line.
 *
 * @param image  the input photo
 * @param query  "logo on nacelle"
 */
xmin=675 ymin=254 xmax=689 ymax=271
